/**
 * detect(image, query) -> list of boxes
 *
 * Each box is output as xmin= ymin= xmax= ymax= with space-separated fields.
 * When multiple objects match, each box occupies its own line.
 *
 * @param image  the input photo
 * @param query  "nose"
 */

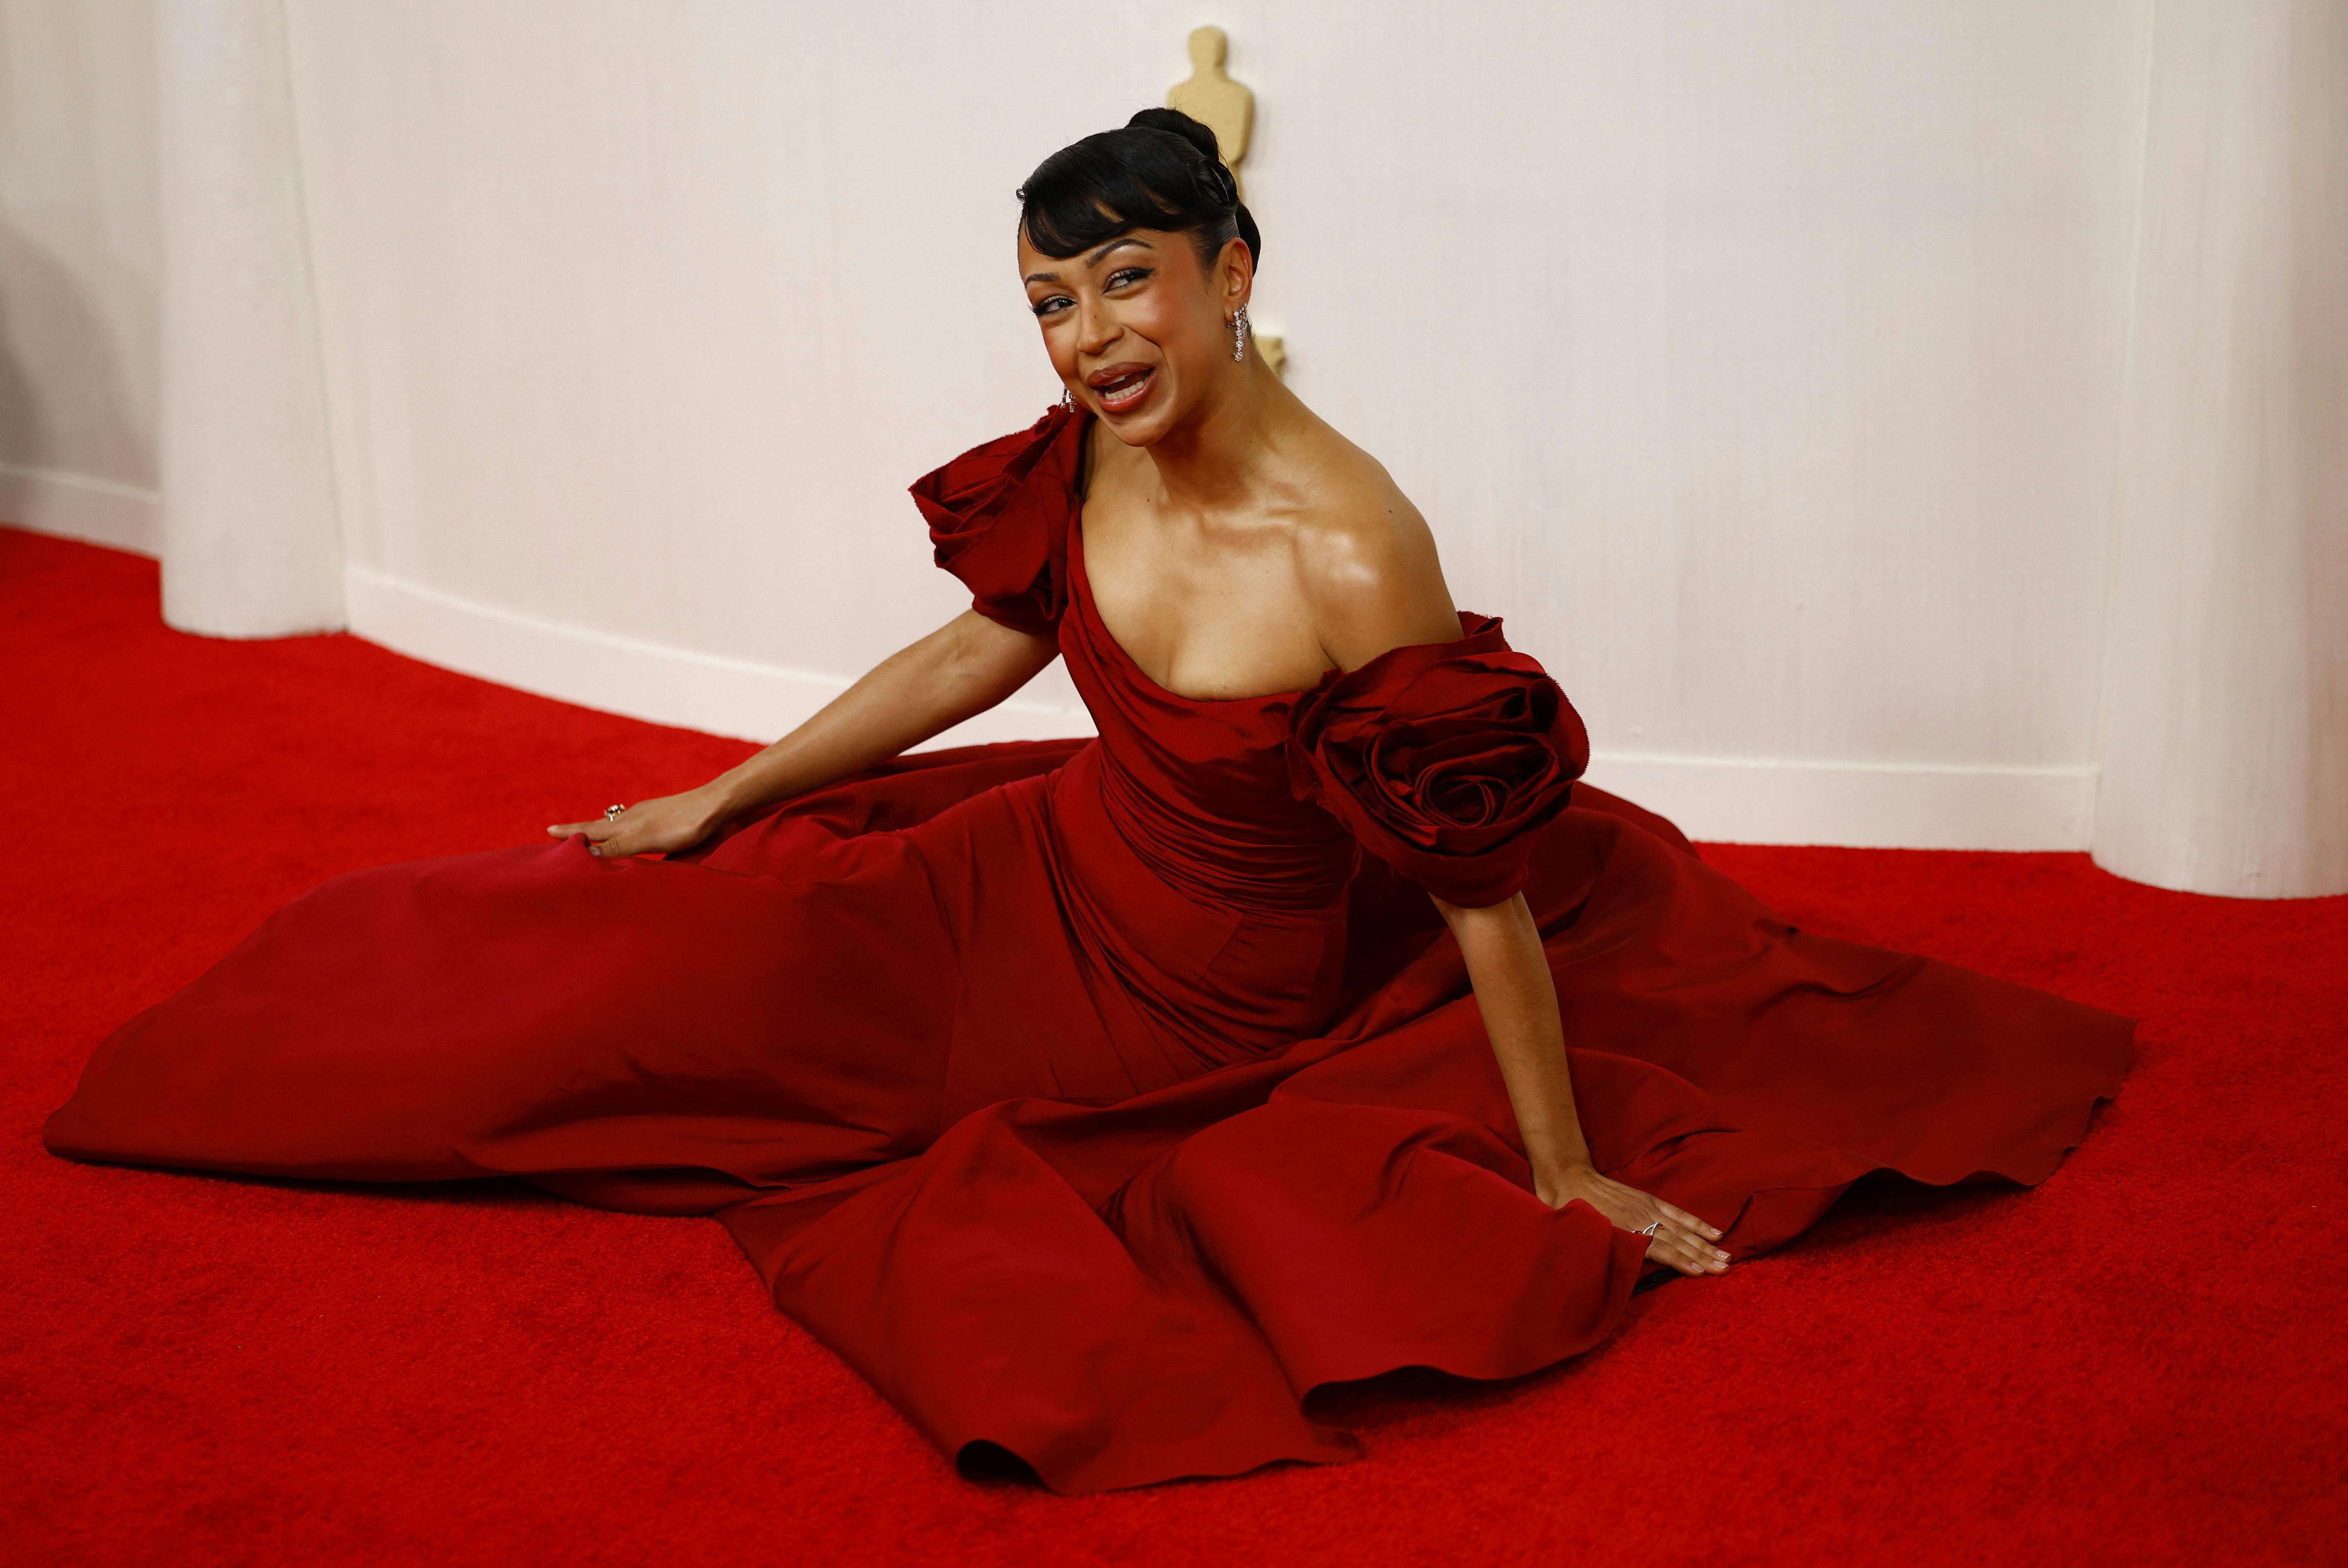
xmin=1074 ymin=295 xmax=1120 ymax=359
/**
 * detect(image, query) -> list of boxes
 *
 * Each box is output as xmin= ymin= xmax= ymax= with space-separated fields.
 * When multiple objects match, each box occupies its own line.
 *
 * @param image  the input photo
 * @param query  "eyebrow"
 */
xmin=1023 ymin=235 xmax=1155 ymax=286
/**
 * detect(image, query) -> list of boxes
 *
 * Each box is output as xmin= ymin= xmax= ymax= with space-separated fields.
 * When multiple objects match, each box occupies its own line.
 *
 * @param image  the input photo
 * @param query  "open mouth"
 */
xmin=1086 ymin=366 xmax=1156 ymax=413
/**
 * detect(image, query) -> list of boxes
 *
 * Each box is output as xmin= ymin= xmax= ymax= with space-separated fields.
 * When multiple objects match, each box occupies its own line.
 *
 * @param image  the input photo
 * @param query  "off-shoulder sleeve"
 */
xmin=908 ymin=406 xmax=1082 ymax=638
xmin=1286 ymin=614 xmax=1590 ymax=907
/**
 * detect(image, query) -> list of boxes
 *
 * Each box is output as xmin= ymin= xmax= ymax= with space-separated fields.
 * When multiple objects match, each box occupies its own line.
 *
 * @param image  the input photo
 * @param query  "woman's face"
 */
xmin=1019 ymin=226 xmax=1250 ymax=446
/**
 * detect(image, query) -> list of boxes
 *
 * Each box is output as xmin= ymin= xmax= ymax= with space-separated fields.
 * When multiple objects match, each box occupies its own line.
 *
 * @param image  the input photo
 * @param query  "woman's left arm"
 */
xmin=1436 ymin=894 xmax=1729 ymax=1277
xmin=1298 ymin=479 xmax=1728 ymax=1276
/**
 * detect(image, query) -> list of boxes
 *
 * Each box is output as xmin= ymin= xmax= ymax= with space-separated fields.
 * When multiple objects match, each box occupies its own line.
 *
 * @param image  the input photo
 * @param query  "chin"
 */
xmin=1100 ymin=409 xmax=1171 ymax=447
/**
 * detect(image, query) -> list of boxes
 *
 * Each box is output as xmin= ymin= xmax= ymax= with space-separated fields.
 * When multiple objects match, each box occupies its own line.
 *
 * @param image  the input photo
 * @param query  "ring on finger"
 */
xmin=1637 ymin=1219 xmax=1661 ymax=1237
xmin=605 ymin=804 xmax=627 ymax=821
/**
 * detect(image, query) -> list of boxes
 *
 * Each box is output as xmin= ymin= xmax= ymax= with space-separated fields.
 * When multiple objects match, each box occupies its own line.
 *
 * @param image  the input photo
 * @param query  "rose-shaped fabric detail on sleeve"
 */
xmin=1287 ymin=613 xmax=1590 ymax=907
xmin=908 ymin=405 xmax=1083 ymax=638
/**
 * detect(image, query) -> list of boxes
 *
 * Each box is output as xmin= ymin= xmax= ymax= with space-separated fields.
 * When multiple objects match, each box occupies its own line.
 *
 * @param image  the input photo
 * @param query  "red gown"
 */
xmin=45 ymin=407 xmax=2131 ymax=1493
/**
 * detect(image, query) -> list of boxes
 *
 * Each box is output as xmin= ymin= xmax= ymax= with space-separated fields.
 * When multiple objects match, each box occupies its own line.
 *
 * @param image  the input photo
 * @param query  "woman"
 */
xmin=47 ymin=110 xmax=2130 ymax=1493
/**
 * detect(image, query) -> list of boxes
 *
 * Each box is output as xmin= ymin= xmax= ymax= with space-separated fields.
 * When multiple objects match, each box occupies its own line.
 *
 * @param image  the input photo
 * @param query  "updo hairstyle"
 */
xmin=1017 ymin=107 xmax=1262 ymax=275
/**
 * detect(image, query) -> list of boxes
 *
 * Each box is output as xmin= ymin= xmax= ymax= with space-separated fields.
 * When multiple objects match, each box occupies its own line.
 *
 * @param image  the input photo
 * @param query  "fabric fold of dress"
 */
xmin=46 ymin=405 xmax=2132 ymax=1493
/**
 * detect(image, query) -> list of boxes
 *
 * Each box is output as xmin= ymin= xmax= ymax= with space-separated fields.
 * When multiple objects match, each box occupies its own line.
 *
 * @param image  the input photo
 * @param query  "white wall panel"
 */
xmin=0 ymin=0 xmax=160 ymax=552
xmin=155 ymin=0 xmax=347 ymax=637
xmin=2092 ymin=0 xmax=2348 ymax=896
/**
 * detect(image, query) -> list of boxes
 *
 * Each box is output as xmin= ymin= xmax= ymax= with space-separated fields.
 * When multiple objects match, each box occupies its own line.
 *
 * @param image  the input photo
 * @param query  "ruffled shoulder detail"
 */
xmin=1287 ymin=614 xmax=1590 ymax=907
xmin=908 ymin=405 xmax=1084 ymax=638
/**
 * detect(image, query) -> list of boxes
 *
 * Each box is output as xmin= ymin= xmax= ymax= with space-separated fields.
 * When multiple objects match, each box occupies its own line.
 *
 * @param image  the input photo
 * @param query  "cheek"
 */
xmin=1119 ymin=296 xmax=1206 ymax=365
xmin=1038 ymin=317 xmax=1078 ymax=373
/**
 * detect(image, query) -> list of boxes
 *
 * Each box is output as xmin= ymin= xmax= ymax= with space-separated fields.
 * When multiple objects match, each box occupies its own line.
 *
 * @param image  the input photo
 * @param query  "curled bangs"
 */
xmin=1017 ymin=111 xmax=1256 ymax=272
xmin=1020 ymin=136 xmax=1196 ymax=259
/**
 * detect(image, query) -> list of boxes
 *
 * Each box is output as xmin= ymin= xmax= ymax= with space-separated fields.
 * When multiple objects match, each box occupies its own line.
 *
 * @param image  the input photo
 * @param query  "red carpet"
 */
xmin=4 ymin=524 xmax=2340 ymax=1566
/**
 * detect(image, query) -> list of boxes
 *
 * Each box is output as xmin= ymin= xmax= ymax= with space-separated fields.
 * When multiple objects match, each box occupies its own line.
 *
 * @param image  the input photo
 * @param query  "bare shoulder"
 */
xmin=1282 ymin=425 xmax=1460 ymax=670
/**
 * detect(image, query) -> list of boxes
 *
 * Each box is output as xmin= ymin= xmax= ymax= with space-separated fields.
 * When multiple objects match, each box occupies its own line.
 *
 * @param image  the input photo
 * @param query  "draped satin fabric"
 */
xmin=46 ymin=406 xmax=2131 ymax=1493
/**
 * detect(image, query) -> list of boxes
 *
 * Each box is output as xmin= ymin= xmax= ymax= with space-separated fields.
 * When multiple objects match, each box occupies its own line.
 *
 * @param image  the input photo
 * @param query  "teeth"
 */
xmin=1097 ymin=371 xmax=1150 ymax=400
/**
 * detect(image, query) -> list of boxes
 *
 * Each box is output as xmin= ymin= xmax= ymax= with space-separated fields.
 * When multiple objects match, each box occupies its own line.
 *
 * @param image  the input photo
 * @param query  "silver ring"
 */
xmin=605 ymin=804 xmax=627 ymax=821
xmin=1637 ymin=1220 xmax=1662 ymax=1237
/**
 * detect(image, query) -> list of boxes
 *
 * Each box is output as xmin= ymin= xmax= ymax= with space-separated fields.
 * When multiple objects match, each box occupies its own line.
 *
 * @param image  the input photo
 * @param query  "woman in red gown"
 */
xmin=46 ymin=109 xmax=2129 ymax=1493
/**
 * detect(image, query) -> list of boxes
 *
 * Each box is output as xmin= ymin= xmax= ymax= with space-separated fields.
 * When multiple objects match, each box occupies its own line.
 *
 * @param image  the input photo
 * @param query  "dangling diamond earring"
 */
xmin=1060 ymin=387 xmax=1076 ymax=413
xmin=1231 ymin=304 xmax=1250 ymax=363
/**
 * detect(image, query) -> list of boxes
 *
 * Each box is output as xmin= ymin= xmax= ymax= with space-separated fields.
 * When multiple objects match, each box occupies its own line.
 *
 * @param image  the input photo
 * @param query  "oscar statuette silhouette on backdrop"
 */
xmin=1168 ymin=26 xmax=1283 ymax=377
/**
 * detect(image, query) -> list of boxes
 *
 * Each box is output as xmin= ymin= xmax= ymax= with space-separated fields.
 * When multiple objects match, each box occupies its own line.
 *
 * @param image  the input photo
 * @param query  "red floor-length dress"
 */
xmin=47 ymin=405 xmax=2131 ymax=1493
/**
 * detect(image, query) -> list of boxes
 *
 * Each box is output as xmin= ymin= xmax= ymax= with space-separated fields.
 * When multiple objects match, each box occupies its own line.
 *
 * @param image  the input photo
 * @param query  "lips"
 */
xmin=1085 ymin=364 xmax=1156 ymax=413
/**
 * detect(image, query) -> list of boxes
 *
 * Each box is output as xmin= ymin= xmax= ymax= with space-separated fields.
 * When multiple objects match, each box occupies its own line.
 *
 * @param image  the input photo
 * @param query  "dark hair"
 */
xmin=1017 ymin=107 xmax=1262 ymax=274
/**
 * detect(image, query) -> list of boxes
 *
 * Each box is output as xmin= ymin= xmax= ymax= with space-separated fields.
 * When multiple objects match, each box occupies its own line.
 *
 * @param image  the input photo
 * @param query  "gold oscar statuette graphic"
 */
xmin=1168 ymin=27 xmax=1283 ymax=378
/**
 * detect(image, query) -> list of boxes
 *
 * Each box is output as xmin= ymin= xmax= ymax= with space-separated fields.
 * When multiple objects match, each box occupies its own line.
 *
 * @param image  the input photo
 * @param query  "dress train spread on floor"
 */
xmin=47 ymin=407 xmax=2131 ymax=1492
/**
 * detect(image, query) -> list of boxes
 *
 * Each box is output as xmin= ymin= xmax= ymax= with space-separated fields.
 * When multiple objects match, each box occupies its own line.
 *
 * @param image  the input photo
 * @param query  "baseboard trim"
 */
xmin=0 ymin=464 xmax=161 ymax=556
xmin=1583 ymin=752 xmax=2096 ymax=851
xmin=345 ymin=563 xmax=2097 ymax=851
xmin=342 ymin=565 xmax=1097 ymax=751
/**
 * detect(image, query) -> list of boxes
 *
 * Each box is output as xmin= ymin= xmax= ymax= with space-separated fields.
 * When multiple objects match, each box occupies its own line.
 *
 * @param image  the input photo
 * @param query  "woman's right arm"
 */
xmin=549 ymin=610 xmax=1060 ymax=857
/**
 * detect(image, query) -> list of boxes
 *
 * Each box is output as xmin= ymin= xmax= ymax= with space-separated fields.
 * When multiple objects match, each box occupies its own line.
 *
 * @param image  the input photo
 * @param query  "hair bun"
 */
xmin=1126 ymin=106 xmax=1228 ymax=188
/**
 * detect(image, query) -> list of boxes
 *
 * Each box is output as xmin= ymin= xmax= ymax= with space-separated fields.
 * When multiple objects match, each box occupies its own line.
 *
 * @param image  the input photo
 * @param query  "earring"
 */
xmin=1060 ymin=387 xmax=1076 ymax=413
xmin=1231 ymin=304 xmax=1250 ymax=362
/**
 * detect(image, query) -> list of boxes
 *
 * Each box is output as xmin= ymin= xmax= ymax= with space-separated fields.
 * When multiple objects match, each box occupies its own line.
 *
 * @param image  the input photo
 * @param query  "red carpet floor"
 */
xmin=4 ymin=525 xmax=2341 ymax=1567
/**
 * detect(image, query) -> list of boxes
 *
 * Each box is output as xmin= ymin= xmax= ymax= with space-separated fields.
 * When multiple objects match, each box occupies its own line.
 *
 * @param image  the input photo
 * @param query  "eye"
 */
xmin=1105 ymin=267 xmax=1153 ymax=291
xmin=1030 ymin=294 xmax=1073 ymax=319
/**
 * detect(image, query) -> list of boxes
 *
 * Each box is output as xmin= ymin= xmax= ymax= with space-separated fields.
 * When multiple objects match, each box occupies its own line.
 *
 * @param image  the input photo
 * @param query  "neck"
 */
xmin=1140 ymin=354 xmax=1289 ymax=511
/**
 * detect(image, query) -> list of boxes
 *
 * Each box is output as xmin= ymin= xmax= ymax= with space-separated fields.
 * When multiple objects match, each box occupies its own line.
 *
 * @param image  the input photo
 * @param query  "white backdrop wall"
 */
xmin=7 ymin=2 xmax=2341 ymax=887
xmin=286 ymin=0 xmax=2156 ymax=829
xmin=0 ymin=0 xmax=159 ymax=552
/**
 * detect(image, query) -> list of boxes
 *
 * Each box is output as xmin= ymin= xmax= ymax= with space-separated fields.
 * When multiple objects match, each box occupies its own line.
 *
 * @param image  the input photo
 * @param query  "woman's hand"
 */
xmin=548 ymin=786 xmax=728 ymax=859
xmin=1538 ymin=1163 xmax=1730 ymax=1278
